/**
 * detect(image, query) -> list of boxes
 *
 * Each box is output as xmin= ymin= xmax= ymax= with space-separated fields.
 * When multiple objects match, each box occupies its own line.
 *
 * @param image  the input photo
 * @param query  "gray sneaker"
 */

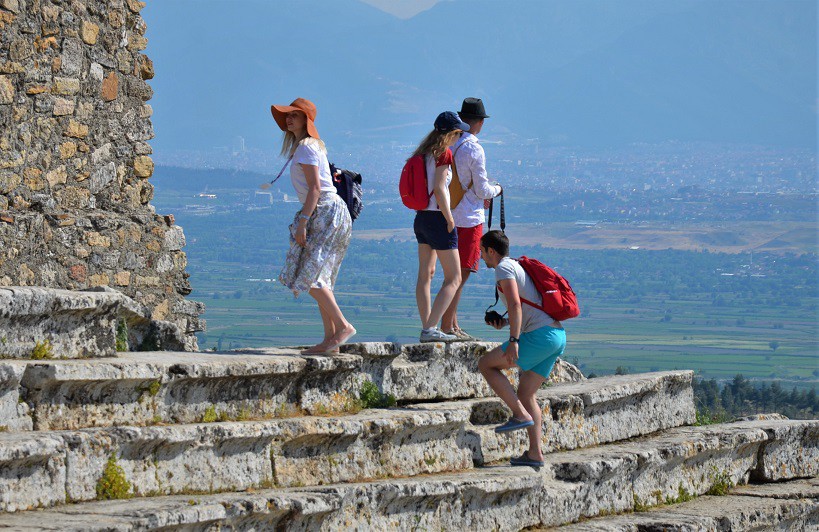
xmin=420 ymin=328 xmax=458 ymax=343
xmin=454 ymin=328 xmax=478 ymax=341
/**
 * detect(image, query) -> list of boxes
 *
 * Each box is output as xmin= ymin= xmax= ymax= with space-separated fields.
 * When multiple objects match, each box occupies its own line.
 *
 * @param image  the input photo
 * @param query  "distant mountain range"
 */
xmin=142 ymin=0 xmax=816 ymax=157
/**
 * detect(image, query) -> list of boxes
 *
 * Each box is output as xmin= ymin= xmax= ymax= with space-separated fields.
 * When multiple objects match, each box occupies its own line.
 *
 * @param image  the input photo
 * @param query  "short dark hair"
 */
xmin=461 ymin=116 xmax=483 ymax=128
xmin=480 ymin=230 xmax=509 ymax=257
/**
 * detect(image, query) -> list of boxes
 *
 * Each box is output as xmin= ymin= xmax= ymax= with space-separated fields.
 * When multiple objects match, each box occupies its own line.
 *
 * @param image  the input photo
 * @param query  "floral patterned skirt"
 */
xmin=279 ymin=192 xmax=352 ymax=296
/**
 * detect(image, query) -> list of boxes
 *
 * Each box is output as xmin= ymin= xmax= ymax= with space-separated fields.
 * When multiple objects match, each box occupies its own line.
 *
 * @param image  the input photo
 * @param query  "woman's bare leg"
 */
xmin=416 ymin=244 xmax=436 ymax=327
xmin=423 ymin=249 xmax=462 ymax=330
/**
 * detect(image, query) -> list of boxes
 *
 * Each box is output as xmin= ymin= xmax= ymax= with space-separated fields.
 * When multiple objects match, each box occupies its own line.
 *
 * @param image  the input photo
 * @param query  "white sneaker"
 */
xmin=420 ymin=328 xmax=458 ymax=343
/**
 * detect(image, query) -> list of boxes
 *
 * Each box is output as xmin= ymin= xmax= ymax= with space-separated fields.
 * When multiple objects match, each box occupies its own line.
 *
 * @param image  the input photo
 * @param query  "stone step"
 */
xmin=1 ymin=342 xmax=583 ymax=431
xmin=555 ymin=478 xmax=819 ymax=530
xmin=0 ymin=405 xmax=472 ymax=513
xmin=0 ymin=286 xmax=187 ymax=359
xmin=0 ymin=419 xmax=815 ymax=530
xmin=0 ymin=371 xmax=694 ymax=513
xmin=460 ymin=370 xmax=695 ymax=463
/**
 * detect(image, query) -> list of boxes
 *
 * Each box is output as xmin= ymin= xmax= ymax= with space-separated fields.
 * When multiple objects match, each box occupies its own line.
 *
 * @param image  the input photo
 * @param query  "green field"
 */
xmin=191 ymin=252 xmax=818 ymax=391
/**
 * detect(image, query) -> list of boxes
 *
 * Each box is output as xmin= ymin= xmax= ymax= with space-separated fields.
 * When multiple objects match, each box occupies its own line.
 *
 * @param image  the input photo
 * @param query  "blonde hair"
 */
xmin=280 ymin=132 xmax=326 ymax=157
xmin=412 ymin=129 xmax=461 ymax=160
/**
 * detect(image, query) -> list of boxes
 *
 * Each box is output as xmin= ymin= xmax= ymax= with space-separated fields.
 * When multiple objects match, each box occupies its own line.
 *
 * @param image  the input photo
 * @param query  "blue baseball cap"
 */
xmin=434 ymin=111 xmax=470 ymax=133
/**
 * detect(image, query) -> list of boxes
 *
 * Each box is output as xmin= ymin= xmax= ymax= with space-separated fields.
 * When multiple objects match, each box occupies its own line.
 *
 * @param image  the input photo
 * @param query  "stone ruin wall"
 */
xmin=0 ymin=0 xmax=203 ymax=349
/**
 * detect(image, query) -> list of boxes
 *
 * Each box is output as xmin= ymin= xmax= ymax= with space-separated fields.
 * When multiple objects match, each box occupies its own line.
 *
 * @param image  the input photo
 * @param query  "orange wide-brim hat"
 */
xmin=270 ymin=97 xmax=320 ymax=140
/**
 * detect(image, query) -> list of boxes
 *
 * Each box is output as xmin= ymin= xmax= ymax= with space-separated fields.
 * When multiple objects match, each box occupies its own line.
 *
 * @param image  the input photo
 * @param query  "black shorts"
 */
xmin=414 ymin=210 xmax=458 ymax=250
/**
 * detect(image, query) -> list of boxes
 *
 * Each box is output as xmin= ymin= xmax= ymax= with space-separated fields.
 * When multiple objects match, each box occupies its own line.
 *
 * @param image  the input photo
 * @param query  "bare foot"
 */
xmin=300 ymin=339 xmax=333 ymax=355
xmin=326 ymin=324 xmax=356 ymax=351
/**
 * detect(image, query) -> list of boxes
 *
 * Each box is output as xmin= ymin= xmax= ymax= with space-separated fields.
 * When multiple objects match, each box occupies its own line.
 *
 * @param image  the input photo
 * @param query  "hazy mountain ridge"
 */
xmin=142 ymin=0 xmax=816 ymax=156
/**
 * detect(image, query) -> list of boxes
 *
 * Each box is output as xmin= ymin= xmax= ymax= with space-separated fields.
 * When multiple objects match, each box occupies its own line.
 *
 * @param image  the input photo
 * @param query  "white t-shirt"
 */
xmin=451 ymin=133 xmax=502 ymax=228
xmin=422 ymin=151 xmax=453 ymax=212
xmin=495 ymin=257 xmax=555 ymax=333
xmin=290 ymin=139 xmax=336 ymax=203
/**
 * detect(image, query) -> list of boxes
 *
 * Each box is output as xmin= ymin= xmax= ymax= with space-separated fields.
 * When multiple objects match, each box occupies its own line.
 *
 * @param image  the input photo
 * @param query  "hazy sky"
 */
xmin=141 ymin=0 xmax=816 ymax=153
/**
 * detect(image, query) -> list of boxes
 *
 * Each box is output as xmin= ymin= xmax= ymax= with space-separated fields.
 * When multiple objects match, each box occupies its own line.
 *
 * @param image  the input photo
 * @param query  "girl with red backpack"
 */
xmin=411 ymin=112 xmax=471 ymax=343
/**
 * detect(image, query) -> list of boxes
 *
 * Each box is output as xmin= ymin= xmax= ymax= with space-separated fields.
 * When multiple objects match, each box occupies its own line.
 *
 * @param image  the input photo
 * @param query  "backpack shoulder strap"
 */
xmin=451 ymin=140 xmax=472 ymax=191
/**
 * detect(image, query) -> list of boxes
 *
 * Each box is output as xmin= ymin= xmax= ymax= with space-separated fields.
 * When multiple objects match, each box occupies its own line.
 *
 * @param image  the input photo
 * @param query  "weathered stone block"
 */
xmin=163 ymin=225 xmax=185 ymax=250
xmin=85 ymin=231 xmax=111 ymax=247
xmin=52 ymin=97 xmax=75 ymax=116
xmin=80 ymin=21 xmax=99 ymax=45
xmin=0 ymin=362 xmax=32 ymax=431
xmin=60 ymin=39 xmax=84 ymax=76
xmin=132 ymin=155 xmax=152 ymax=177
xmin=59 ymin=141 xmax=77 ymax=159
xmin=0 ymin=0 xmax=20 ymax=15
xmin=45 ymin=165 xmax=67 ymax=187
xmin=101 ymin=71 xmax=118 ymax=101
xmin=0 ymin=76 xmax=14 ymax=105
xmin=64 ymin=119 xmax=89 ymax=138
xmin=89 ymin=161 xmax=115 ymax=193
xmin=52 ymin=77 xmax=80 ymax=96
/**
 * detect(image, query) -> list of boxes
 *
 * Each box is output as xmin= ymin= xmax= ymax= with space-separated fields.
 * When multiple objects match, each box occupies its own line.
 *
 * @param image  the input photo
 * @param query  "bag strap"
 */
xmin=267 ymin=154 xmax=294 ymax=186
xmin=451 ymin=141 xmax=472 ymax=192
xmin=487 ymin=190 xmax=505 ymax=232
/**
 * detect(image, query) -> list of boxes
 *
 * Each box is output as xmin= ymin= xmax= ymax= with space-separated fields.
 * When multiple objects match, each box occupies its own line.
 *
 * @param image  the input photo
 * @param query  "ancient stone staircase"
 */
xmin=0 ymin=342 xmax=816 ymax=530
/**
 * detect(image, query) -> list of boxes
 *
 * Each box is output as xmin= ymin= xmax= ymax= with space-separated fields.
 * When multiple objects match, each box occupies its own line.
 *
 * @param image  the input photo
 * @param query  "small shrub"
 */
xmin=273 ymin=403 xmax=304 ymax=418
xmin=694 ymin=407 xmax=730 ymax=426
xmin=201 ymin=405 xmax=218 ymax=423
xmin=30 ymin=340 xmax=54 ymax=360
xmin=115 ymin=319 xmax=128 ymax=352
xmin=96 ymin=454 xmax=132 ymax=500
xmin=632 ymin=493 xmax=650 ymax=512
xmin=706 ymin=468 xmax=734 ymax=496
xmin=665 ymin=485 xmax=695 ymax=505
xmin=0 ymin=425 xmax=7 ymax=433
xmin=359 ymin=381 xmax=397 ymax=409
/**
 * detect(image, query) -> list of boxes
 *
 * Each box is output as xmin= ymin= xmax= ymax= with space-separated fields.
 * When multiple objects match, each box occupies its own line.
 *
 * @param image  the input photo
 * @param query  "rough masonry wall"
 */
xmin=0 ymin=0 xmax=203 ymax=349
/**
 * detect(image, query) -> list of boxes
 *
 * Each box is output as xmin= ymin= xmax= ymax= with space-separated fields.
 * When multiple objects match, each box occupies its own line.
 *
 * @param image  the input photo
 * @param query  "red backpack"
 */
xmin=499 ymin=256 xmax=580 ymax=321
xmin=399 ymin=154 xmax=432 ymax=210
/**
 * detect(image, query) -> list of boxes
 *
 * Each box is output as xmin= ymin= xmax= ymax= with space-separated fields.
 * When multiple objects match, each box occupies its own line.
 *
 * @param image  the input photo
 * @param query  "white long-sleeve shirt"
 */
xmin=451 ymin=133 xmax=501 ymax=228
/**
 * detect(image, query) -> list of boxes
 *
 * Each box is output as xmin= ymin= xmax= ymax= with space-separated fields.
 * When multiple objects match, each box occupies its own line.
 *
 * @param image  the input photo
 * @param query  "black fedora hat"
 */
xmin=458 ymin=97 xmax=489 ymax=119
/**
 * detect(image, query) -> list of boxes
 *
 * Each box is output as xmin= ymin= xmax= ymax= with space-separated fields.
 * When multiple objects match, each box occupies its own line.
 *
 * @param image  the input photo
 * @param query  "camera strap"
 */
xmin=487 ymin=191 xmax=505 ymax=232
xmin=486 ymin=191 xmax=507 ymax=315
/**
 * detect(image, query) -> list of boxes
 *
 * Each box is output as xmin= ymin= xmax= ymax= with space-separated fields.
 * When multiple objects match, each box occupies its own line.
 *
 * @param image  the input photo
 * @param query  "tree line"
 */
xmin=693 ymin=374 xmax=818 ymax=421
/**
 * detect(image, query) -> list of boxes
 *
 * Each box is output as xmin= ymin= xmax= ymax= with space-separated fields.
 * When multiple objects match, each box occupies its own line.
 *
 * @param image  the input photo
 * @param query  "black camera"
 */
xmin=484 ymin=310 xmax=505 ymax=324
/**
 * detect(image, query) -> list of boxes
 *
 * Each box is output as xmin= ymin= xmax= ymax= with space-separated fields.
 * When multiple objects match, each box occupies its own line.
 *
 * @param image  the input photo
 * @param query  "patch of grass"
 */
xmin=96 ymin=454 xmax=132 ymax=500
xmin=30 ymin=340 xmax=54 ymax=360
xmin=359 ymin=380 xmax=396 ymax=409
xmin=273 ymin=403 xmax=305 ymax=418
xmin=116 ymin=319 xmax=128 ymax=352
xmin=137 ymin=380 xmax=162 ymax=398
xmin=706 ymin=468 xmax=734 ymax=496
xmin=632 ymin=493 xmax=651 ymax=513
xmin=665 ymin=484 xmax=695 ymax=505
xmin=0 ymin=425 xmax=7 ymax=433
xmin=694 ymin=407 xmax=731 ymax=426
xmin=201 ymin=405 xmax=218 ymax=423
